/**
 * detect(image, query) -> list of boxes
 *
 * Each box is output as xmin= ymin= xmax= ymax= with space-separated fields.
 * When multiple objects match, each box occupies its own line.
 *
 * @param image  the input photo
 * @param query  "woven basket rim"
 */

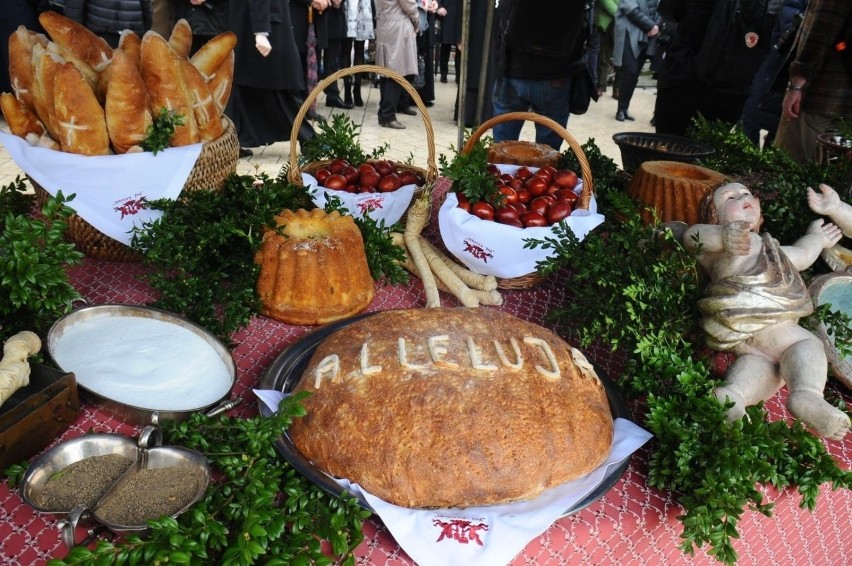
xmin=462 ymin=111 xmax=595 ymax=211
xmin=287 ymin=64 xmax=438 ymax=187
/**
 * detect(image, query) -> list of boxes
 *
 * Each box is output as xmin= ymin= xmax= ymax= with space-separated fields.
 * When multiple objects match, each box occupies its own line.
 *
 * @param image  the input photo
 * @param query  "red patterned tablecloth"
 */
xmin=1 ymin=220 xmax=851 ymax=565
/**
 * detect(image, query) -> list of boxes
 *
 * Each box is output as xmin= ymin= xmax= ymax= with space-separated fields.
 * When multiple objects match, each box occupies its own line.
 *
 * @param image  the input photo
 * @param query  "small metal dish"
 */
xmin=62 ymin=444 xmax=210 ymax=548
xmin=20 ymin=426 xmax=161 ymax=514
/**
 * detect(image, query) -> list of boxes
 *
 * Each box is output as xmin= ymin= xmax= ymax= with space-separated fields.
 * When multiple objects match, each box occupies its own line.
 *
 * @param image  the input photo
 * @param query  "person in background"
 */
xmin=415 ymin=0 xmax=439 ymax=107
xmin=226 ymin=0 xmax=314 ymax=156
xmin=171 ymin=0 xmax=228 ymax=55
xmin=775 ymin=0 xmax=852 ymax=164
xmin=654 ymin=0 xmax=770 ymax=137
xmin=373 ymin=0 xmax=419 ymax=130
xmin=436 ymin=0 xmax=458 ymax=84
xmin=740 ymin=0 xmax=808 ymax=148
xmin=290 ymin=0 xmax=331 ymax=121
xmin=612 ymin=0 xmax=660 ymax=122
xmin=321 ymin=0 xmax=352 ymax=109
xmin=595 ymin=0 xmax=619 ymax=99
xmin=64 ymin=0 xmax=152 ymax=47
xmin=490 ymin=0 xmax=589 ymax=150
xmin=343 ymin=0 xmax=374 ymax=106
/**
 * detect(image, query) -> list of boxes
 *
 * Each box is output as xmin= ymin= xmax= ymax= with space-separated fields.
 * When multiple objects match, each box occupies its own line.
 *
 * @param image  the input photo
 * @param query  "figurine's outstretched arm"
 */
xmin=782 ymin=219 xmax=842 ymax=270
xmin=807 ymin=184 xmax=852 ymax=236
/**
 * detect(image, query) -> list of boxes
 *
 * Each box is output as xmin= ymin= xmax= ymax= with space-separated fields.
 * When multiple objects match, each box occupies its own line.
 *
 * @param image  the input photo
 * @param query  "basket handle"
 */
xmin=288 ymin=64 xmax=438 ymax=186
xmin=462 ymin=111 xmax=595 ymax=209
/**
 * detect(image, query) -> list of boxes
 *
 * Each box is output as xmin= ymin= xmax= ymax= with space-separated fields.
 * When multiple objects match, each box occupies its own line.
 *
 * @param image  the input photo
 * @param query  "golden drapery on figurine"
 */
xmin=698 ymin=234 xmax=814 ymax=351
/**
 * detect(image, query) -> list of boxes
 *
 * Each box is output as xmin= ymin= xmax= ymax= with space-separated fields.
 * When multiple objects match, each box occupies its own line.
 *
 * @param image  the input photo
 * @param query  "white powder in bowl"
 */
xmin=51 ymin=315 xmax=233 ymax=411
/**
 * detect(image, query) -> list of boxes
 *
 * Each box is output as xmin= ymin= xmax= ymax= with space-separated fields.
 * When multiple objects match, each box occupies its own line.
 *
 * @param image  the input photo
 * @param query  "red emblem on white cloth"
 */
xmin=114 ymin=197 xmax=147 ymax=219
xmin=433 ymin=517 xmax=489 ymax=546
xmin=745 ymin=32 xmax=759 ymax=48
xmin=462 ymin=238 xmax=494 ymax=262
xmin=356 ymin=196 xmax=385 ymax=214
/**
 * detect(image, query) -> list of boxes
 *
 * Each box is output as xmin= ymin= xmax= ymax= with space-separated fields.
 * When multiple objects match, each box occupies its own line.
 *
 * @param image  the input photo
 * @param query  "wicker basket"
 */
xmin=32 ymin=116 xmax=240 ymax=262
xmin=452 ymin=111 xmax=595 ymax=289
xmin=287 ymin=64 xmax=437 ymax=219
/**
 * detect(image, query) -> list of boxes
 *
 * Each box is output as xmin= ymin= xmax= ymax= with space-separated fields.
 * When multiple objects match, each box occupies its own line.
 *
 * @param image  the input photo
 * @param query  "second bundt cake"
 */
xmin=255 ymin=208 xmax=375 ymax=326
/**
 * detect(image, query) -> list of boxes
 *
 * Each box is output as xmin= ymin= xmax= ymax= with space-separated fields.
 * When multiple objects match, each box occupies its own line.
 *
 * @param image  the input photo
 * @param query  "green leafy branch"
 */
xmin=0 ymin=180 xmax=83 ymax=340
xmin=299 ymin=113 xmax=388 ymax=166
xmin=438 ymin=135 xmax=500 ymax=205
xmin=141 ymin=109 xmax=185 ymax=155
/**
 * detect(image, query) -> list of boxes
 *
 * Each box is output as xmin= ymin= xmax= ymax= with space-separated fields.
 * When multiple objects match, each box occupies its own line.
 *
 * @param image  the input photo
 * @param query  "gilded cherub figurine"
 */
xmin=684 ymin=182 xmax=850 ymax=440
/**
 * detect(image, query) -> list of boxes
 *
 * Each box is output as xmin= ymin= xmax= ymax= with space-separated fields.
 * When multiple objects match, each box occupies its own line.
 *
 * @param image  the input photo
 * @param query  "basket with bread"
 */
xmin=438 ymin=112 xmax=604 ymax=289
xmin=288 ymin=64 xmax=437 ymax=228
xmin=0 ymin=12 xmax=239 ymax=261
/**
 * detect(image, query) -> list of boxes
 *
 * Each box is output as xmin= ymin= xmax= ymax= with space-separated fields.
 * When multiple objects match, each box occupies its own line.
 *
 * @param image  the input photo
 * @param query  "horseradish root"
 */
xmin=0 ymin=331 xmax=42 ymax=406
xmin=404 ymin=194 xmax=441 ymax=307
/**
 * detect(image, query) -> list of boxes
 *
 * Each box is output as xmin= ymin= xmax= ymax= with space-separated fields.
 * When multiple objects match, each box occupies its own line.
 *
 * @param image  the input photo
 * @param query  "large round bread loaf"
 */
xmin=287 ymin=307 xmax=613 ymax=509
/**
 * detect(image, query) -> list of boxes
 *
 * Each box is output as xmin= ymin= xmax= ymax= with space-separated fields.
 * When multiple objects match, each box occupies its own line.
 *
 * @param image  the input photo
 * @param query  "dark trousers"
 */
xmin=322 ymin=40 xmax=343 ymax=98
xmin=617 ymin=36 xmax=651 ymax=113
xmin=378 ymin=75 xmax=413 ymax=123
xmin=439 ymin=44 xmax=461 ymax=82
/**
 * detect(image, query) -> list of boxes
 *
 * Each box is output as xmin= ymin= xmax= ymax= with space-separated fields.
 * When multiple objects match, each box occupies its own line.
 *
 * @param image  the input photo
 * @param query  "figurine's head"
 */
xmin=699 ymin=182 xmax=763 ymax=231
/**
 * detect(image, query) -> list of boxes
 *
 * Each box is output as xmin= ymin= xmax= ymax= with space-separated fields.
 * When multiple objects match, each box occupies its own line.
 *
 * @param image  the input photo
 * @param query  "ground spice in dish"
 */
xmin=38 ymin=454 xmax=135 ymax=511
xmin=96 ymin=466 xmax=206 ymax=526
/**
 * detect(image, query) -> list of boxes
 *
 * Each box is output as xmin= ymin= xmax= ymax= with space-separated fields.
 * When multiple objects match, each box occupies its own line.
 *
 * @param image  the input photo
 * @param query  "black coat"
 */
xmin=290 ymin=0 xmax=329 ymax=51
xmin=171 ymin=0 xmax=228 ymax=38
xmin=438 ymin=0 xmax=460 ymax=44
xmin=229 ymin=0 xmax=305 ymax=91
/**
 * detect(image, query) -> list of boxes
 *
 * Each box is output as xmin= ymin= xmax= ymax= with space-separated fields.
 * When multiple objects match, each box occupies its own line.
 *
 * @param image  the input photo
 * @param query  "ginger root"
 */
xmin=0 ymin=331 xmax=42 ymax=407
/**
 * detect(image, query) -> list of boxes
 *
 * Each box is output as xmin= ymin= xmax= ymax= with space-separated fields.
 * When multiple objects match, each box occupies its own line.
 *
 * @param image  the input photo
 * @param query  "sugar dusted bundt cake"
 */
xmin=255 ymin=208 xmax=374 ymax=325
xmin=627 ymin=160 xmax=729 ymax=226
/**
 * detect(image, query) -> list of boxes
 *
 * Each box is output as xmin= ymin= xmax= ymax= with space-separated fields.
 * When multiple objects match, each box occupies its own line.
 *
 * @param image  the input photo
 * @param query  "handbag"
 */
xmin=413 ymin=54 xmax=426 ymax=88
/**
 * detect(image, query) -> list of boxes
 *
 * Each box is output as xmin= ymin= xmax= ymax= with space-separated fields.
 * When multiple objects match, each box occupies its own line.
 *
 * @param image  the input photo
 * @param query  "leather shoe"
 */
xmin=397 ymin=106 xmax=417 ymax=116
xmin=379 ymin=119 xmax=406 ymax=129
xmin=326 ymin=96 xmax=354 ymax=110
xmin=306 ymin=110 xmax=326 ymax=122
xmin=239 ymin=147 xmax=253 ymax=158
xmin=615 ymin=110 xmax=635 ymax=122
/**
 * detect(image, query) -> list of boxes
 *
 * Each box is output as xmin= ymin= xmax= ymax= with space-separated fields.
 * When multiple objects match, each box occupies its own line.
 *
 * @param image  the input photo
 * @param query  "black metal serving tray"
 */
xmin=259 ymin=311 xmax=631 ymax=516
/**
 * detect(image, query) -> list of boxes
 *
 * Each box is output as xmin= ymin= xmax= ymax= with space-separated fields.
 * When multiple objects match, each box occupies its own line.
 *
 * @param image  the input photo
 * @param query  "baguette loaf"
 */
xmin=169 ymin=19 xmax=193 ymax=59
xmin=8 ymin=26 xmax=48 ymax=109
xmin=190 ymin=31 xmax=237 ymax=79
xmin=207 ymin=50 xmax=234 ymax=112
xmin=180 ymin=60 xmax=224 ymax=142
xmin=140 ymin=31 xmax=199 ymax=146
xmin=53 ymin=63 xmax=110 ymax=155
xmin=0 ymin=92 xmax=45 ymax=139
xmin=38 ymin=11 xmax=113 ymax=72
xmin=105 ymin=50 xmax=153 ymax=154
xmin=30 ymin=44 xmax=65 ymax=141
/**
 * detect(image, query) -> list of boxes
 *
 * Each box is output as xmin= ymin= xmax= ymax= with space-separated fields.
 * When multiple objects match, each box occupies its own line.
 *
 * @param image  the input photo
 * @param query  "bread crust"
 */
xmin=288 ymin=307 xmax=614 ymax=509
xmin=140 ymin=32 xmax=199 ymax=146
xmin=53 ymin=63 xmax=110 ymax=155
xmin=168 ymin=19 xmax=193 ymax=59
xmin=190 ymin=31 xmax=237 ymax=79
xmin=0 ymin=92 xmax=45 ymax=138
xmin=8 ymin=26 xmax=47 ymax=109
xmin=105 ymin=50 xmax=153 ymax=154
xmin=38 ymin=11 xmax=113 ymax=71
xmin=180 ymin=60 xmax=224 ymax=141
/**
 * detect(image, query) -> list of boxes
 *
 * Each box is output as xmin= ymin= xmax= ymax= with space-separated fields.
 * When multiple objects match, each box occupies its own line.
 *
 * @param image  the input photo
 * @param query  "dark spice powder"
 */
xmin=38 ymin=454 xmax=135 ymax=511
xmin=96 ymin=466 xmax=206 ymax=526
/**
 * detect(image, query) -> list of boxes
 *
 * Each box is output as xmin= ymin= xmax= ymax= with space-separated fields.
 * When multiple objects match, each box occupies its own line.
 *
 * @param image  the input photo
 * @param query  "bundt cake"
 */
xmin=255 ymin=208 xmax=375 ymax=325
xmin=627 ymin=160 xmax=729 ymax=226
xmin=487 ymin=140 xmax=560 ymax=168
